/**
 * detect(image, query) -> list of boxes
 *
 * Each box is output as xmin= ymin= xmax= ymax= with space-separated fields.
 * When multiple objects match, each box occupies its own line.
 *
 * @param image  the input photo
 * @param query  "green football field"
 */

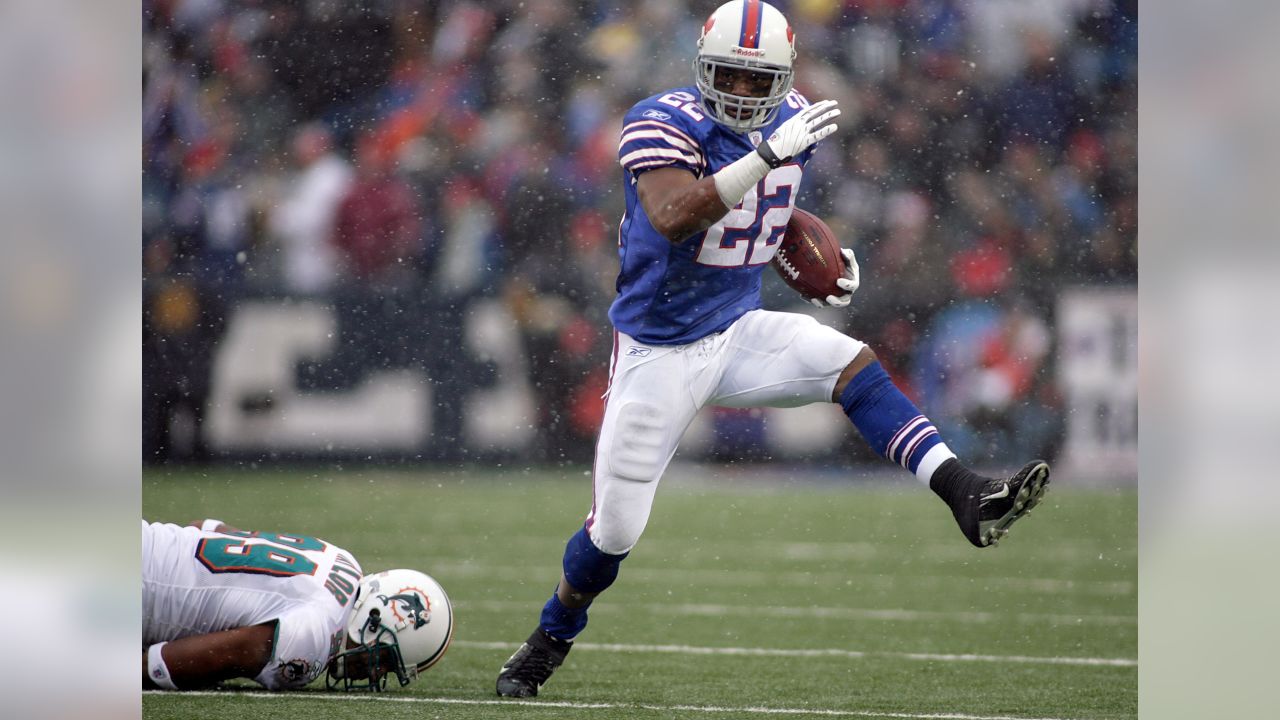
xmin=142 ymin=466 xmax=1136 ymax=720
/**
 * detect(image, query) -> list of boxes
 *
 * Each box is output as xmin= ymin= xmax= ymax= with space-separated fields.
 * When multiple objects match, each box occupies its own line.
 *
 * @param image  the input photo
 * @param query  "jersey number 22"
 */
xmin=695 ymin=164 xmax=801 ymax=267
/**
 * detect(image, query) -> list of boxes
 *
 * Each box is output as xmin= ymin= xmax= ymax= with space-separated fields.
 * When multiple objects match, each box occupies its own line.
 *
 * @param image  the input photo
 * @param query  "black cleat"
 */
xmin=954 ymin=460 xmax=1051 ymax=548
xmin=496 ymin=628 xmax=572 ymax=698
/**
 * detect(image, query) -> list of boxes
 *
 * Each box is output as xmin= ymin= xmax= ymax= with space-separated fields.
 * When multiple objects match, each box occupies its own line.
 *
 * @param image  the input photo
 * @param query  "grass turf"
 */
xmin=143 ymin=466 xmax=1136 ymax=719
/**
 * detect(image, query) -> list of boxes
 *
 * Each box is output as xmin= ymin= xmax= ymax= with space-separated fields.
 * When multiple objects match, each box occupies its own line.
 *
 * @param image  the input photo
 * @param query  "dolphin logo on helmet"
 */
xmin=326 ymin=569 xmax=454 ymax=692
xmin=379 ymin=591 xmax=431 ymax=629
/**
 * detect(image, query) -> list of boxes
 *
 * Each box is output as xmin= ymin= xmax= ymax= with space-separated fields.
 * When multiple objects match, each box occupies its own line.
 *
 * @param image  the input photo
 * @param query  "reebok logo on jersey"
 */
xmin=642 ymin=109 xmax=671 ymax=121
xmin=626 ymin=347 xmax=652 ymax=357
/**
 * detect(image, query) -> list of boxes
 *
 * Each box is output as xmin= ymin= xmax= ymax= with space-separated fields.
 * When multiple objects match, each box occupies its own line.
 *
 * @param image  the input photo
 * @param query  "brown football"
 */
xmin=771 ymin=207 xmax=844 ymax=301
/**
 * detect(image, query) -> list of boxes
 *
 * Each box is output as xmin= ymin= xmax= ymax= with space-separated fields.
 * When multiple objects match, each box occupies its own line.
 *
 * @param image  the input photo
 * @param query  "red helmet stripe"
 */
xmin=739 ymin=0 xmax=762 ymax=49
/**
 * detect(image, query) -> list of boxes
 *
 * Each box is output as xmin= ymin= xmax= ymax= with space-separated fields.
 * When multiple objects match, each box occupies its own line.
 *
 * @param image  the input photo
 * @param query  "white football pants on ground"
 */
xmin=585 ymin=309 xmax=865 ymax=555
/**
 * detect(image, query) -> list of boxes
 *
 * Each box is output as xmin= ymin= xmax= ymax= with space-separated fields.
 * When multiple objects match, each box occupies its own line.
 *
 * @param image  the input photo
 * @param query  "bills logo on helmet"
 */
xmin=380 ymin=589 xmax=432 ymax=629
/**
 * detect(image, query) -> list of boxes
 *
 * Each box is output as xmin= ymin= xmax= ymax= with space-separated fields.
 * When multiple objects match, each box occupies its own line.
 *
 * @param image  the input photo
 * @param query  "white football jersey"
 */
xmin=142 ymin=519 xmax=363 ymax=689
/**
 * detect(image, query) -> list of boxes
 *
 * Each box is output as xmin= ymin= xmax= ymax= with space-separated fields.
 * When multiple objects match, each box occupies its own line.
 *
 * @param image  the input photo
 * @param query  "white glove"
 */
xmin=809 ymin=248 xmax=861 ymax=308
xmin=757 ymin=99 xmax=841 ymax=167
xmin=716 ymin=100 xmax=841 ymax=207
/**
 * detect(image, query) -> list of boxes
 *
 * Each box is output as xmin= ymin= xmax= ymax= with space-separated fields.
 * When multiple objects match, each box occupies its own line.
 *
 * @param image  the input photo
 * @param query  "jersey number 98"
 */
xmin=196 ymin=537 xmax=320 ymax=578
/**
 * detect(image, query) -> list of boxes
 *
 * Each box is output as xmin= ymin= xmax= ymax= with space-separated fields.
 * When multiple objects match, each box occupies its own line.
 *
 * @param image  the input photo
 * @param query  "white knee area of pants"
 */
xmin=608 ymin=401 xmax=668 ymax=483
xmin=589 ymin=476 xmax=655 ymax=554
xmin=593 ymin=399 xmax=671 ymax=554
xmin=590 ymin=514 xmax=643 ymax=555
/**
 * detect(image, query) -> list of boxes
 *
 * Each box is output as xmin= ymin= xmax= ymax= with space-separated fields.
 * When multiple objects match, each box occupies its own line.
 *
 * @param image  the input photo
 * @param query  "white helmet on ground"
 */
xmin=695 ymin=0 xmax=797 ymax=132
xmin=326 ymin=569 xmax=454 ymax=691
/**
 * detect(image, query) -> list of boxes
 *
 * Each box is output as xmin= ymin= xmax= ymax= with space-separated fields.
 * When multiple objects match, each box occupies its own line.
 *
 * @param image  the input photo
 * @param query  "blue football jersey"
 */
xmin=609 ymin=86 xmax=818 ymax=345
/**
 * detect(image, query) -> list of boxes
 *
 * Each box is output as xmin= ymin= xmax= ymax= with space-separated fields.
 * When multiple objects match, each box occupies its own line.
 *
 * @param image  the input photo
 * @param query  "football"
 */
xmin=771 ymin=207 xmax=845 ymax=301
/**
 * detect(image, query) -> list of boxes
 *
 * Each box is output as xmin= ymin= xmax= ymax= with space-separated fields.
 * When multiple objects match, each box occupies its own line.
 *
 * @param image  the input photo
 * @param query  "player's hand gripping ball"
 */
xmin=771 ymin=208 xmax=860 ymax=307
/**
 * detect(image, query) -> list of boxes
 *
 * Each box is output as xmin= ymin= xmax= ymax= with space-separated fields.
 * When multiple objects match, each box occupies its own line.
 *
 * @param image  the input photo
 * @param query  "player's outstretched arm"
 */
xmin=143 ymin=622 xmax=275 ymax=690
xmin=639 ymin=99 xmax=840 ymax=244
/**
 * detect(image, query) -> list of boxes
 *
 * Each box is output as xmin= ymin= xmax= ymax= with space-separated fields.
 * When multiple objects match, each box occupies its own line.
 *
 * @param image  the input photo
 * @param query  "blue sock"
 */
xmin=538 ymin=527 xmax=629 ymax=641
xmin=539 ymin=592 xmax=588 ymax=641
xmin=838 ymin=361 xmax=947 ymax=477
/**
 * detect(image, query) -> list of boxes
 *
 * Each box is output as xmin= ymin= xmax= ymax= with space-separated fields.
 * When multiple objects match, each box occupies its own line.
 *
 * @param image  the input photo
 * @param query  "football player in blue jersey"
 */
xmin=496 ymin=0 xmax=1051 ymax=698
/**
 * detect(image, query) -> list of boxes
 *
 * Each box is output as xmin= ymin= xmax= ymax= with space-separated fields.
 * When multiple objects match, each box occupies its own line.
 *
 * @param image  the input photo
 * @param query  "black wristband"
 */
xmin=756 ymin=141 xmax=787 ymax=169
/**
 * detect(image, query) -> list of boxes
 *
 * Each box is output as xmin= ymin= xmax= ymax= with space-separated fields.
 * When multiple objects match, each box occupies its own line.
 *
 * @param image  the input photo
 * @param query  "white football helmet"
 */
xmin=695 ymin=0 xmax=797 ymax=132
xmin=326 ymin=569 xmax=454 ymax=691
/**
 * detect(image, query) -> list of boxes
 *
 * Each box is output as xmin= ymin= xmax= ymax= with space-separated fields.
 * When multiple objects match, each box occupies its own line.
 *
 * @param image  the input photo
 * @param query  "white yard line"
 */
xmin=454 ymin=640 xmax=1137 ymax=668
xmin=144 ymin=690 xmax=1090 ymax=720
xmin=458 ymin=599 xmax=1137 ymax=627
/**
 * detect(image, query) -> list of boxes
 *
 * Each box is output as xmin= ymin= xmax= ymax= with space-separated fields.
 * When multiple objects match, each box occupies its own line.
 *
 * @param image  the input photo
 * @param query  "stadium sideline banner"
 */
xmin=202 ymin=290 xmax=1138 ymax=478
xmin=1057 ymin=288 xmax=1139 ymax=482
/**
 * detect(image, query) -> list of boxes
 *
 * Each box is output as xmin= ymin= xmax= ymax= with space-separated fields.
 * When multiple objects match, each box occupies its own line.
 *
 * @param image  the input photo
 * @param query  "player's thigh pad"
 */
xmin=608 ymin=400 xmax=670 ymax=482
xmin=712 ymin=310 xmax=865 ymax=408
xmin=589 ymin=338 xmax=703 ymax=554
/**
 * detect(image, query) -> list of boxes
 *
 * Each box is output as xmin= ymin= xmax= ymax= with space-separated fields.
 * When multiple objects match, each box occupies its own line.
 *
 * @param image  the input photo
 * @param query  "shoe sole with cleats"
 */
xmin=980 ymin=461 xmax=1050 ymax=547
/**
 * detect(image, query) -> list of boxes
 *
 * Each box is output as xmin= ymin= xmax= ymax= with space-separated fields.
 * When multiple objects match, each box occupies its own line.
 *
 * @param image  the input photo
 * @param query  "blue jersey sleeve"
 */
xmin=618 ymin=95 xmax=707 ymax=178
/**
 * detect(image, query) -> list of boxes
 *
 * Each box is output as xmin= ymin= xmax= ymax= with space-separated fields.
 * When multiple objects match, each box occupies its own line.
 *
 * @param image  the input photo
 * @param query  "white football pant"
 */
xmin=585 ymin=309 xmax=865 ymax=555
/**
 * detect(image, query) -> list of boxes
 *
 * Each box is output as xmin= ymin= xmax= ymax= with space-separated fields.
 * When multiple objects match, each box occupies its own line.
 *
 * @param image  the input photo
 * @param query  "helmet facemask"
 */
xmin=325 ymin=608 xmax=414 ymax=692
xmin=694 ymin=56 xmax=794 ymax=132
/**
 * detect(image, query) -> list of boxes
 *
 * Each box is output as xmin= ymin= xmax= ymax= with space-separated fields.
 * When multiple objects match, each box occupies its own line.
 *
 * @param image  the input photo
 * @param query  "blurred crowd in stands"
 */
xmin=143 ymin=0 xmax=1136 ymax=466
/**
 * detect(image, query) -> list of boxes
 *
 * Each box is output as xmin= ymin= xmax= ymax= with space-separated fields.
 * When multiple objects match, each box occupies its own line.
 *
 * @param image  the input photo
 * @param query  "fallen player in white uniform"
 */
xmin=142 ymin=518 xmax=452 ymax=691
